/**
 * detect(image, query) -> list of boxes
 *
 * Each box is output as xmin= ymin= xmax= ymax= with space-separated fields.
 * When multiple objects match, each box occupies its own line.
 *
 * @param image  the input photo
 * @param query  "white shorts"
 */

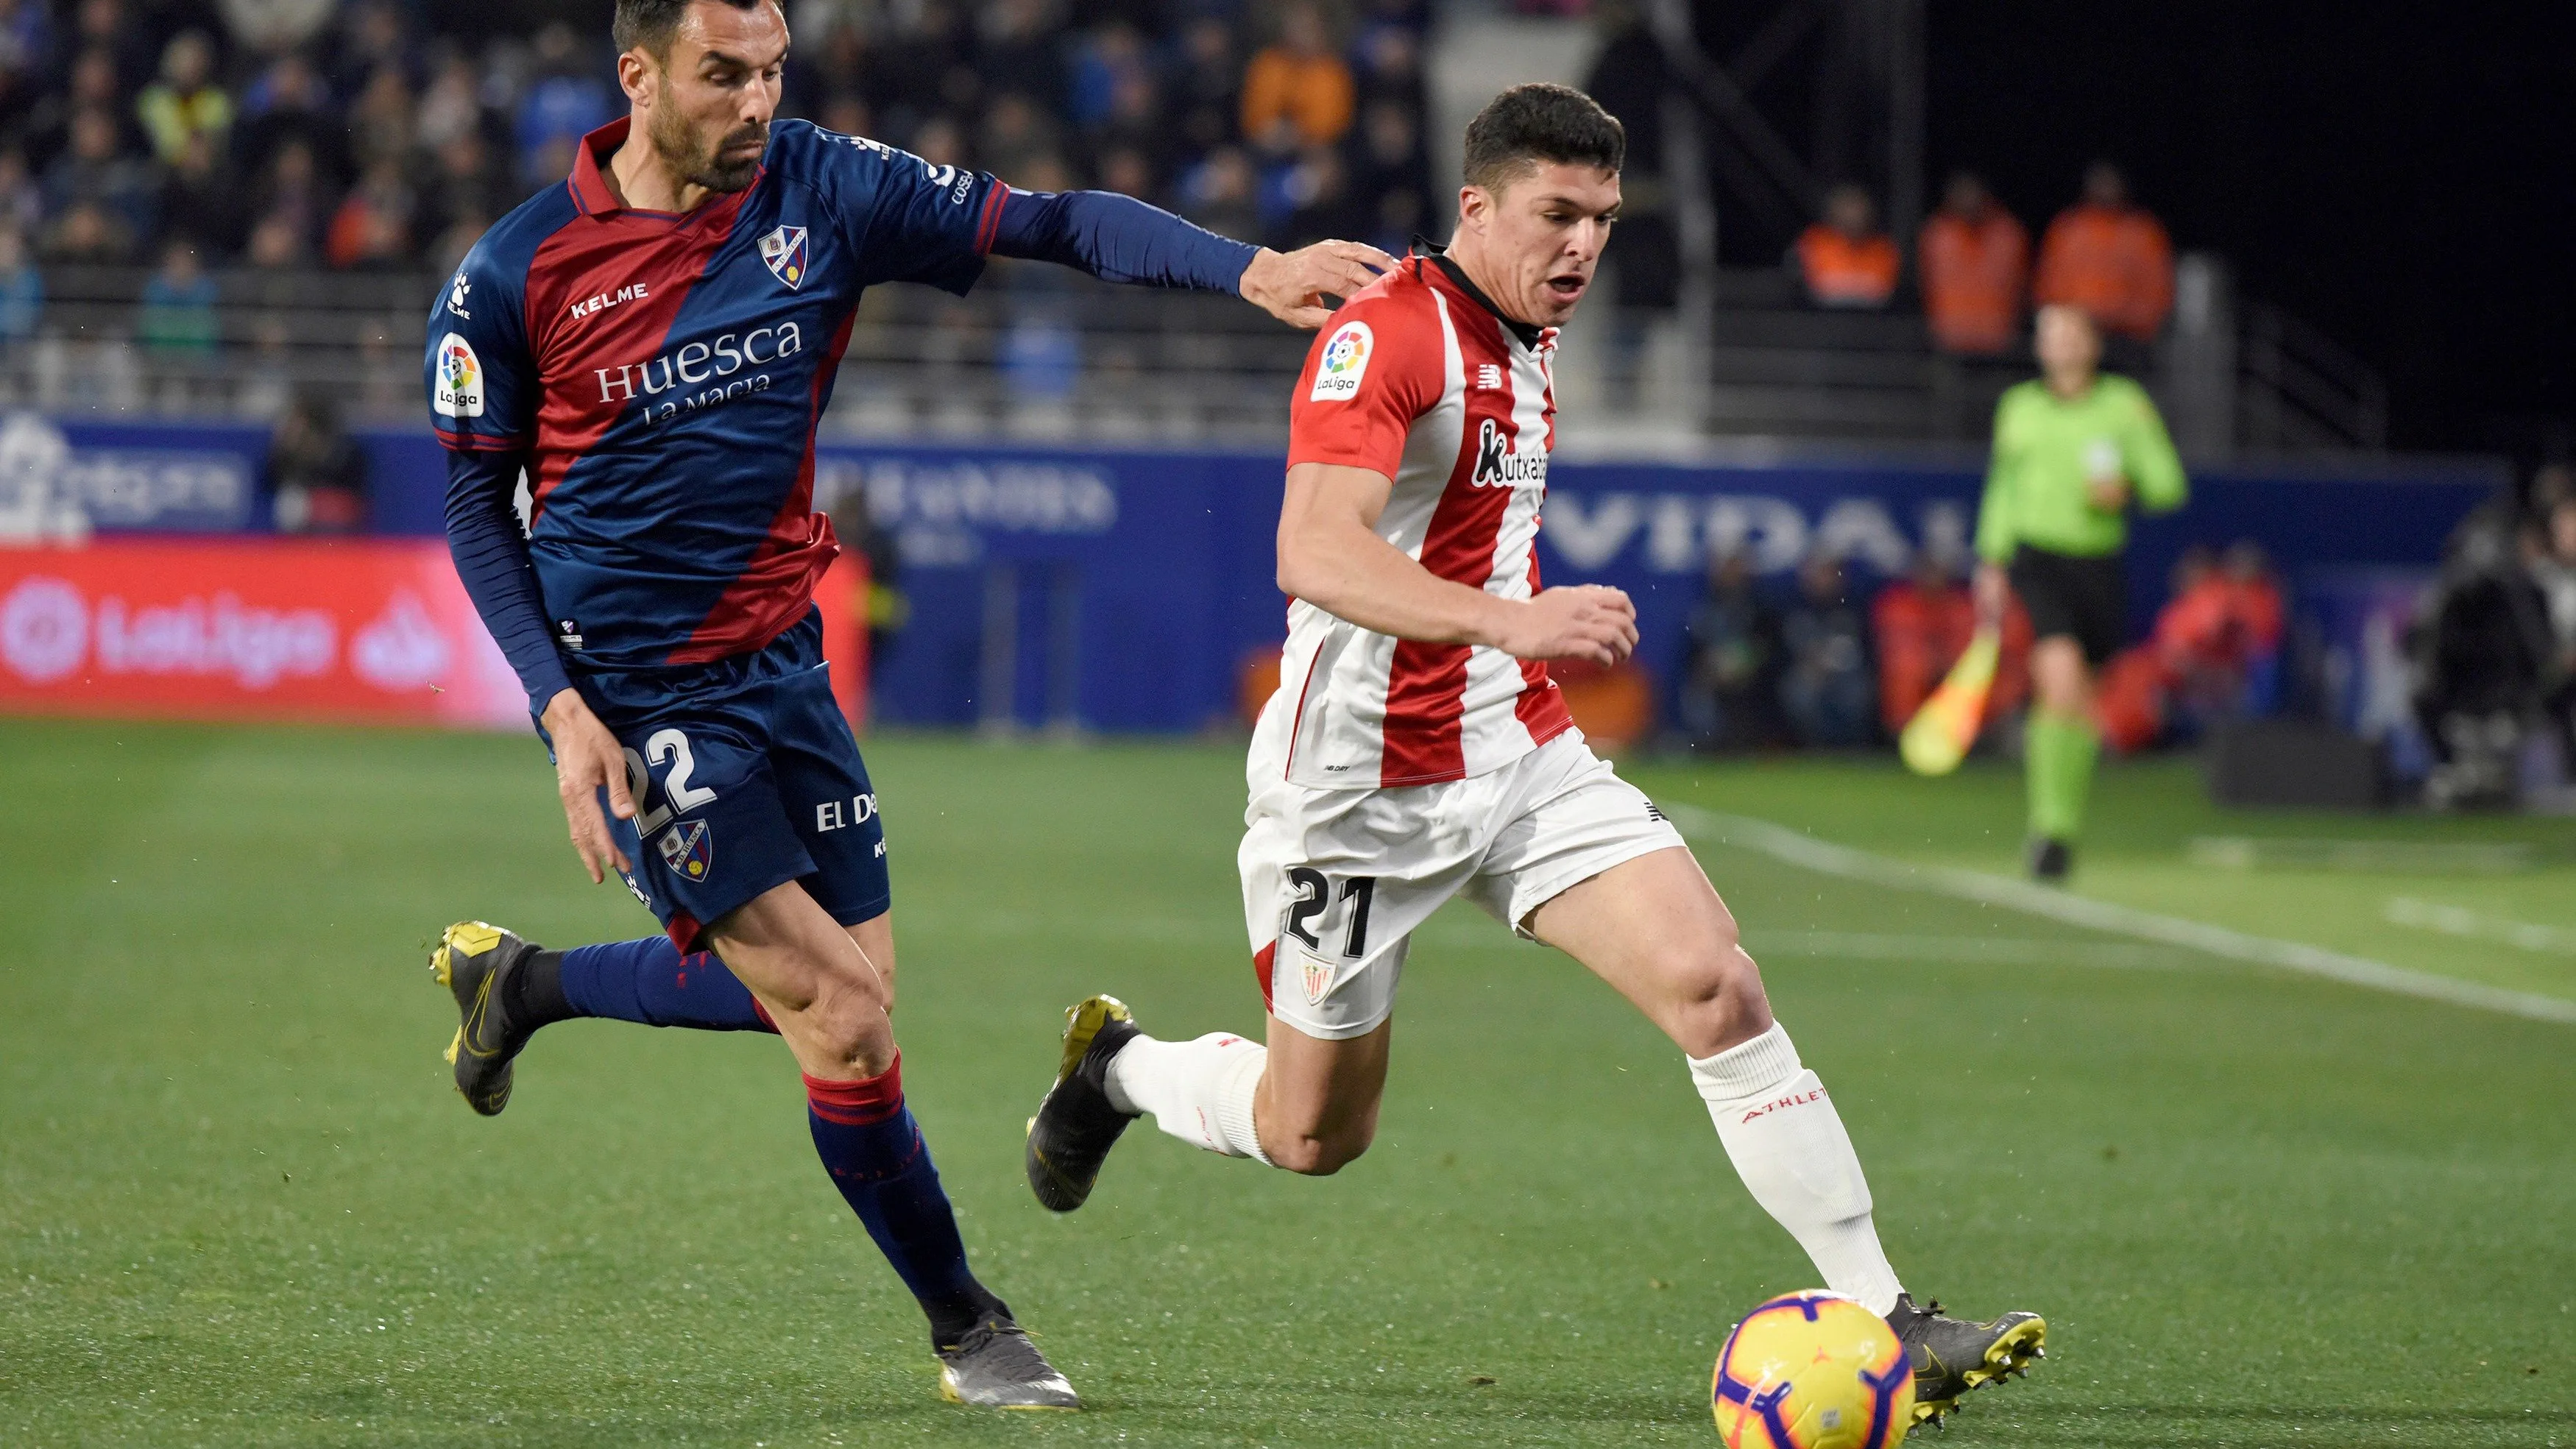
xmin=1239 ymin=731 xmax=1688 ymax=1040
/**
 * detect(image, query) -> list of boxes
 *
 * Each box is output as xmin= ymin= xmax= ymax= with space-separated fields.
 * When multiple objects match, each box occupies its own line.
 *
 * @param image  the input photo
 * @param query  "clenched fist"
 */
xmin=1489 ymin=584 xmax=1638 ymax=666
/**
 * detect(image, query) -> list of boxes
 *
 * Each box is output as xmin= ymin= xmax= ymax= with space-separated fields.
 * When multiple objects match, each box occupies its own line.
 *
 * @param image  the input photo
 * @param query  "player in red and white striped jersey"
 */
xmin=1027 ymin=84 xmax=2045 ymax=1424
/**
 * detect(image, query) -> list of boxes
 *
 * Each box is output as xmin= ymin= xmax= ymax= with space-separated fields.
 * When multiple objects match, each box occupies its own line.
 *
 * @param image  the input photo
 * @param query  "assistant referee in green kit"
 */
xmin=1973 ymin=303 xmax=2187 ymax=881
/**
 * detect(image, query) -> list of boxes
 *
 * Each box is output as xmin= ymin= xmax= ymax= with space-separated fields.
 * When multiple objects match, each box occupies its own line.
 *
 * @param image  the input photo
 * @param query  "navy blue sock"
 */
xmin=551 ymin=937 xmax=776 ymax=1032
xmin=806 ymin=1056 xmax=1008 ymax=1347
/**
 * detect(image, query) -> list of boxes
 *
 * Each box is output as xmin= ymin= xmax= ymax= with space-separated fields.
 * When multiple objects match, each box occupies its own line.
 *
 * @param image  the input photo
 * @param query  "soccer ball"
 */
xmin=1712 ymin=1291 xmax=1914 ymax=1449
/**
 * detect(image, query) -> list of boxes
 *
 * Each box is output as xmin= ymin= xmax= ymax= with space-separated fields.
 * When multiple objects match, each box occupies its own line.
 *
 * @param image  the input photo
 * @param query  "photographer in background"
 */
xmin=266 ymin=387 xmax=367 ymax=534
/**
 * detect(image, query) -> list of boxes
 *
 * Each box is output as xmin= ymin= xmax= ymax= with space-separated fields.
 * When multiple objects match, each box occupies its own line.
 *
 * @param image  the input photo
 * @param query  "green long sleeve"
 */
xmin=1973 ymin=375 xmax=2189 ymax=561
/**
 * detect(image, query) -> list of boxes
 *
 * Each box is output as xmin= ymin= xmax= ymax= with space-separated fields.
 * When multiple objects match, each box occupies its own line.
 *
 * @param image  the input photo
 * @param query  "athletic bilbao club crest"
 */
xmin=758 ymin=225 xmax=810 ymax=290
xmin=657 ymin=820 xmax=713 ymax=882
xmin=1299 ymin=948 xmax=1336 ymax=1006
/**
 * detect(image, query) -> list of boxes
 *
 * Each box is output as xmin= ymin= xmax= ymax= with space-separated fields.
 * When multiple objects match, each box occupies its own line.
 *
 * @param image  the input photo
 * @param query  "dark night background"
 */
xmin=450 ymin=0 xmax=2573 ymax=459
xmin=1926 ymin=1 xmax=2575 ymax=459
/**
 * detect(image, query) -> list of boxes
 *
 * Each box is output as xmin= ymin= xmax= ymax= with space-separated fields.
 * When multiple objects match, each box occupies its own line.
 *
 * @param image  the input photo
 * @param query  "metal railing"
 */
xmin=0 ymin=260 xmax=2394 ymax=456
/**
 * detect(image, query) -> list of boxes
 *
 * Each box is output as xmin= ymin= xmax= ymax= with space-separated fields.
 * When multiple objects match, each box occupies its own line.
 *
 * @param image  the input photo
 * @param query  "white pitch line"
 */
xmin=1665 ymin=803 xmax=2576 ymax=1026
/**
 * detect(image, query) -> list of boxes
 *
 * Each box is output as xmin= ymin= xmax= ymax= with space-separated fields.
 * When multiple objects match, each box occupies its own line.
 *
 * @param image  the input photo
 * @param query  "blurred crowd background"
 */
xmin=0 ymin=0 xmax=2566 ymax=807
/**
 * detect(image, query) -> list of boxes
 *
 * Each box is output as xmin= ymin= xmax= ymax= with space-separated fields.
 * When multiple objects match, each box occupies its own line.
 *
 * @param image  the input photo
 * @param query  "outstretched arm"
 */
xmin=1275 ymin=461 xmax=1638 ymax=664
xmin=989 ymin=188 xmax=1393 ymax=330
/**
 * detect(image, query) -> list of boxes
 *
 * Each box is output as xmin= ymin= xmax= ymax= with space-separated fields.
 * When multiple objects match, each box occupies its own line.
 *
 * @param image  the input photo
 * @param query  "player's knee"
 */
xmin=1270 ymin=1122 xmax=1374 ymax=1176
xmin=798 ymin=962 xmax=896 ymax=1074
xmin=1668 ymin=935 xmax=1772 ymax=1059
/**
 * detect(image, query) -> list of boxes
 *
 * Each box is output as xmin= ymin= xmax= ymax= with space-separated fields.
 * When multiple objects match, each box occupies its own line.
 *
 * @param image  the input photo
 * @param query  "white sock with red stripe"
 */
xmin=1103 ymin=1032 xmax=1273 ymax=1165
xmin=1688 ymin=1022 xmax=1905 ymax=1316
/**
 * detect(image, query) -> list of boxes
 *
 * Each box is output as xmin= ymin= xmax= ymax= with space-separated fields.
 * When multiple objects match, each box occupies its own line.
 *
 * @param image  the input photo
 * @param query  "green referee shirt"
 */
xmin=1974 ymin=375 xmax=2187 ymax=563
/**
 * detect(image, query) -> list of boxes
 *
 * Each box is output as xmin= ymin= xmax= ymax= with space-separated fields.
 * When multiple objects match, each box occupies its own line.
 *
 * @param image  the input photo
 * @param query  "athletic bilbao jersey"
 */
xmin=1254 ymin=250 xmax=1574 ymax=789
xmin=425 ymin=118 xmax=1006 ymax=669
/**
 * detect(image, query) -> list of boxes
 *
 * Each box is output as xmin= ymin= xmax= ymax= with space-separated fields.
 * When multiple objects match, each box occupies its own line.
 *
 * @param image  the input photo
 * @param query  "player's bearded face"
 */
xmin=641 ymin=2 xmax=788 ymax=196
xmin=650 ymin=91 xmax=768 ymax=194
xmin=1472 ymin=163 xmax=1620 ymax=328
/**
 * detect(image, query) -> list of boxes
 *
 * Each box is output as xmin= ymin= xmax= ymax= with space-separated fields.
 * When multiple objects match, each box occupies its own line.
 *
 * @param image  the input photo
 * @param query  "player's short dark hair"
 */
xmin=1462 ymin=83 xmax=1625 ymax=192
xmin=614 ymin=0 xmax=771 ymax=58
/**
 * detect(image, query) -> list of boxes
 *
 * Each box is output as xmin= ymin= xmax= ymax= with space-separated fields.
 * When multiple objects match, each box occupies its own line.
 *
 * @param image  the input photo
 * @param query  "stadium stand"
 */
xmin=0 ymin=0 xmax=2396 ymax=455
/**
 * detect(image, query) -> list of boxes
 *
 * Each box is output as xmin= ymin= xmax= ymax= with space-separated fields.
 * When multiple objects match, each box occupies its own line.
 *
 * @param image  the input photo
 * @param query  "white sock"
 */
xmin=1689 ymin=1022 xmax=1905 ymax=1316
xmin=1103 ymin=1031 xmax=1273 ymax=1166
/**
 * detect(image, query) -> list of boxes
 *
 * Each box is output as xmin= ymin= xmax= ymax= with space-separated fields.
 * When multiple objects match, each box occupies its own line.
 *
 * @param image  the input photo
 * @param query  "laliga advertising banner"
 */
xmin=0 ymin=539 xmax=529 ymax=727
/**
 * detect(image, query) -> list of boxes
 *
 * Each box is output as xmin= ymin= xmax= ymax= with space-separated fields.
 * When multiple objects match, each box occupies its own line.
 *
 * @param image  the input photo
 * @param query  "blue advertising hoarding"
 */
xmin=4 ymin=411 xmax=2502 ymax=734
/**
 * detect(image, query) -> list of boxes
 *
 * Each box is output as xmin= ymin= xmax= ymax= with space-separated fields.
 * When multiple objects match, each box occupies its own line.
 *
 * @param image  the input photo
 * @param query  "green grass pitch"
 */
xmin=3 ymin=719 xmax=2572 ymax=1446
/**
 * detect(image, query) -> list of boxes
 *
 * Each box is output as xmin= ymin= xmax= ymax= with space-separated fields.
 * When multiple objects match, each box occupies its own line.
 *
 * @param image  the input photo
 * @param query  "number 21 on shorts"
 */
xmin=1282 ymin=868 xmax=1378 ymax=958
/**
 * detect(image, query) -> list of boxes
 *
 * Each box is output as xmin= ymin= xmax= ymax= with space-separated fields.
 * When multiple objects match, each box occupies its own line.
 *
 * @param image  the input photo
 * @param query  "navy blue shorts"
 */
xmin=551 ymin=611 xmax=888 ymax=952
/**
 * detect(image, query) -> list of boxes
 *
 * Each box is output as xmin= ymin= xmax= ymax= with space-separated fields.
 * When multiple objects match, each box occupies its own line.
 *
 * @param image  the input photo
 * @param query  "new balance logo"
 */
xmin=1476 ymin=363 xmax=1503 ymax=389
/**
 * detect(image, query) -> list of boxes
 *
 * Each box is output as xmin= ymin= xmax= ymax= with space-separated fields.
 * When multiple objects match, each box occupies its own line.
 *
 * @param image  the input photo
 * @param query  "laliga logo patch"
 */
xmin=1309 ymin=319 xmax=1373 ymax=401
xmin=433 ymin=333 xmax=483 ymax=418
xmin=657 ymin=820 xmax=714 ymax=882
xmin=759 ymin=225 xmax=810 ymax=291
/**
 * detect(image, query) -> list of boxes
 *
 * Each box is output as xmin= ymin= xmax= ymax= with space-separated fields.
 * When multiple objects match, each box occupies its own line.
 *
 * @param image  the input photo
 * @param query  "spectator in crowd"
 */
xmin=73 ymin=0 xmax=156 ymax=100
xmin=1679 ymin=547 xmax=1783 ymax=751
xmin=1170 ymin=15 xmax=1242 ymax=161
xmin=216 ymin=0 xmax=337 ymax=55
xmin=345 ymin=63 xmax=415 ymax=172
xmin=977 ymin=92 xmax=1060 ymax=185
xmin=233 ymin=49 xmax=341 ymax=184
xmin=1067 ymin=22 xmax=1151 ymax=133
xmin=325 ymin=156 xmax=413 ymax=269
xmin=2035 ymin=161 xmax=2173 ymax=349
xmin=977 ymin=0 xmax=1064 ymax=112
xmin=246 ymin=138 xmax=325 ymax=255
xmin=1086 ymin=68 xmax=1165 ymax=188
xmin=136 ymin=237 xmax=219 ymax=352
xmin=20 ymin=45 xmax=126 ymax=174
xmin=1779 ymin=549 xmax=1877 ymax=745
xmin=0 ymin=146 xmax=41 ymax=236
xmin=160 ymin=127 xmax=242 ymax=253
xmin=266 ymin=387 xmax=366 ymax=533
xmin=1178 ymin=144 xmax=1260 ymax=244
xmin=420 ymin=129 xmax=511 ymax=255
xmin=1792 ymin=183 xmax=1898 ymax=310
xmin=0 ymin=224 xmax=40 ymax=341
xmin=1348 ymin=98 xmax=1425 ymax=253
xmin=1917 ymin=171 xmax=2028 ymax=356
xmin=514 ymin=21 xmax=612 ymax=188
xmin=40 ymin=196 xmax=127 ymax=261
xmin=43 ymin=105 xmax=155 ymax=245
xmin=0 ymin=0 xmax=54 ymax=130
xmin=1275 ymin=144 xmax=1366 ymax=251
xmin=1241 ymin=2 xmax=1353 ymax=153
xmin=413 ymin=46 xmax=488 ymax=155
xmin=134 ymin=29 xmax=230 ymax=166
xmin=2095 ymin=541 xmax=2287 ymax=751
xmin=329 ymin=1 xmax=413 ymax=99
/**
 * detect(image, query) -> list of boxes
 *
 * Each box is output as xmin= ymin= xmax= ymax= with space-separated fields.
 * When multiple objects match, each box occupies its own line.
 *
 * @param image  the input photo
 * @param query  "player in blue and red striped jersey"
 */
xmin=422 ymin=0 xmax=1389 ymax=1410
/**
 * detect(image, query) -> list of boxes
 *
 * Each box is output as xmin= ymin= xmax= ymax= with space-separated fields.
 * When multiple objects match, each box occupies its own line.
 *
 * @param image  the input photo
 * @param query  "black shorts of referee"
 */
xmin=2007 ymin=546 xmax=2126 ymax=667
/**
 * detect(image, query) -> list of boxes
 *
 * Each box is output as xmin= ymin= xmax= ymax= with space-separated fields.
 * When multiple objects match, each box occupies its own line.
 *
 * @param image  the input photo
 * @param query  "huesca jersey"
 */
xmin=425 ymin=117 xmax=1006 ymax=670
xmin=1255 ymin=250 xmax=1575 ymax=790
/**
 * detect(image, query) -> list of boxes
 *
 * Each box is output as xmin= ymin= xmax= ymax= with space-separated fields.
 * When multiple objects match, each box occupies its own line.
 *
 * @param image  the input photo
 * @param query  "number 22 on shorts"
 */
xmin=620 ymin=727 xmax=718 ymax=835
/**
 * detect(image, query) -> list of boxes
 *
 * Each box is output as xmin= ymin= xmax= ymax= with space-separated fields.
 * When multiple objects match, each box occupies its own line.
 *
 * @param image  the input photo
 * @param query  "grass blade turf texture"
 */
xmin=1 ymin=720 xmax=2570 ymax=1446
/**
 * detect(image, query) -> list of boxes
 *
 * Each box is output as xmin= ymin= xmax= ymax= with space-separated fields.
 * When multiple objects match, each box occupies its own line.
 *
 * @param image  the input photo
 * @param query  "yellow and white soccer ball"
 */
xmin=1712 ymin=1291 xmax=1913 ymax=1449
